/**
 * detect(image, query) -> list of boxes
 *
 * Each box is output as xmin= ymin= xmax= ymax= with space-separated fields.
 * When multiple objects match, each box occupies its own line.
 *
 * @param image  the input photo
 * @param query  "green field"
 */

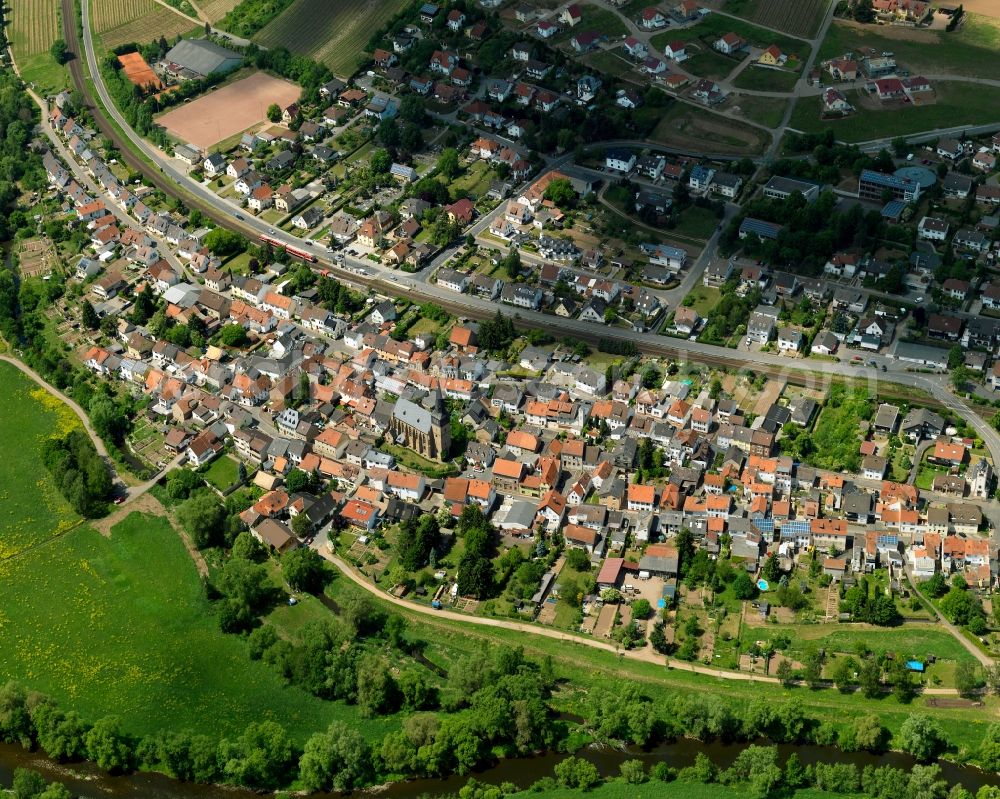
xmin=0 ymin=362 xmax=82 ymax=559
xmin=255 ymin=0 xmax=412 ymax=78
xmin=8 ymin=0 xmax=67 ymax=94
xmin=818 ymin=15 xmax=1000 ymax=81
xmin=737 ymin=94 xmax=790 ymax=128
xmin=673 ymin=206 xmax=722 ymax=240
xmin=0 ymin=511 xmax=399 ymax=742
xmin=202 ymin=454 xmax=240 ymax=491
xmin=675 ymin=49 xmax=740 ymax=80
xmin=732 ymin=66 xmax=800 ymax=93
xmin=789 ymin=82 xmax=1000 ymax=143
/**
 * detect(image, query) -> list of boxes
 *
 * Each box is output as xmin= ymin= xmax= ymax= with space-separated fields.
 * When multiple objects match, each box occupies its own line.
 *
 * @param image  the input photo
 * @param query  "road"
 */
xmin=322 ymin=547 xmax=966 ymax=694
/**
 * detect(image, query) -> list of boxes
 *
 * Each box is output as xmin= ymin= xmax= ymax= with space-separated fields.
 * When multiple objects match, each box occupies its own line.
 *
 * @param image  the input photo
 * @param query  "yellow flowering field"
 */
xmin=0 ymin=362 xmax=81 ymax=559
xmin=0 ymin=512 xmax=399 ymax=741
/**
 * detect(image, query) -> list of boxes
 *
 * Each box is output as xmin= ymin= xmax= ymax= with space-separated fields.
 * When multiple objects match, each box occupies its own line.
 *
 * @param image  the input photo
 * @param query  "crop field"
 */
xmin=818 ymin=15 xmax=1000 ymax=81
xmin=92 ymin=0 xmax=199 ymax=50
xmin=0 ymin=363 xmax=81 ymax=560
xmin=199 ymin=0 xmax=242 ymax=22
xmin=255 ymin=0 xmax=411 ymax=78
xmin=8 ymin=0 xmax=66 ymax=92
xmin=724 ymin=0 xmax=830 ymax=38
xmin=0 ymin=512 xmax=398 ymax=742
xmin=157 ymin=71 xmax=300 ymax=149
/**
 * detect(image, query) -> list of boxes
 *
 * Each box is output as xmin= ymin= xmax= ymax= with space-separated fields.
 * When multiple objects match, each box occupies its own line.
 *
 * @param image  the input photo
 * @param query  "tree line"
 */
xmin=40 ymin=429 xmax=112 ymax=518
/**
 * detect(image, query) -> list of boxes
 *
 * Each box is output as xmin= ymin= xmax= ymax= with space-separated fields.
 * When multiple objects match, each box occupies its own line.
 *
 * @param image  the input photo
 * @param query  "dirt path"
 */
xmin=322 ymin=552 xmax=966 ymax=695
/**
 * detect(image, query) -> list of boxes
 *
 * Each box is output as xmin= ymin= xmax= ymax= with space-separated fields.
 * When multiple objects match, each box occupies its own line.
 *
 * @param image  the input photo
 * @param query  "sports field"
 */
xmin=92 ymin=0 xmax=199 ymax=50
xmin=7 ymin=0 xmax=66 ymax=93
xmin=157 ymin=71 xmax=300 ymax=149
xmin=255 ymin=0 xmax=410 ymax=78
xmin=0 ymin=362 xmax=81 ymax=559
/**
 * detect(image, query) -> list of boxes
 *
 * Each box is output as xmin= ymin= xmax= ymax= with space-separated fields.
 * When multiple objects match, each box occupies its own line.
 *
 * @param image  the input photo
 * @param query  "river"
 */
xmin=1 ymin=737 xmax=998 ymax=799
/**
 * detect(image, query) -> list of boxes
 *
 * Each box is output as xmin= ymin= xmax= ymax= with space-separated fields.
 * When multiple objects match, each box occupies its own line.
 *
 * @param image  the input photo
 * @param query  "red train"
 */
xmin=259 ymin=233 xmax=317 ymax=263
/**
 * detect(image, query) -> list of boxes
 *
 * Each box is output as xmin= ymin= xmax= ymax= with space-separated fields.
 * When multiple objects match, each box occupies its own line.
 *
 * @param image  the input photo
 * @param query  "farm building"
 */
xmin=162 ymin=39 xmax=243 ymax=80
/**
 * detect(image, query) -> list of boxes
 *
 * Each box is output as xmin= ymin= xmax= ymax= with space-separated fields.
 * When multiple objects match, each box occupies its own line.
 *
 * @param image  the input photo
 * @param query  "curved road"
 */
xmin=324 ymin=551 xmax=965 ymax=695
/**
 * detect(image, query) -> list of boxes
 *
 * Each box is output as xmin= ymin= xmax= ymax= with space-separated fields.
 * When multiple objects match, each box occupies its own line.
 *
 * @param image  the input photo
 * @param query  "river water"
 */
xmin=0 ymin=737 xmax=998 ymax=799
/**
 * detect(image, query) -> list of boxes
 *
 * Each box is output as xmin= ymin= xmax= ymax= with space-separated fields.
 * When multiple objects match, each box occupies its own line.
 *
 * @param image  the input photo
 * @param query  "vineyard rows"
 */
xmin=9 ymin=0 xmax=59 ymax=58
xmin=727 ymin=0 xmax=829 ymax=38
xmin=255 ymin=0 xmax=409 ymax=77
xmin=199 ymin=0 xmax=241 ymax=24
xmin=93 ymin=0 xmax=199 ymax=49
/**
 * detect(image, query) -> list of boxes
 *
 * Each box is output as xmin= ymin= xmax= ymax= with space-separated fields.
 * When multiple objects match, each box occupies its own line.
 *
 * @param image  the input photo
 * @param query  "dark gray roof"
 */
xmin=164 ymin=38 xmax=242 ymax=77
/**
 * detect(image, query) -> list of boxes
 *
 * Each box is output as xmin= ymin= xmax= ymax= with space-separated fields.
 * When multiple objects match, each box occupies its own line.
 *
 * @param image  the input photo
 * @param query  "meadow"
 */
xmin=0 ymin=511 xmax=397 ymax=742
xmin=7 ymin=0 xmax=66 ymax=94
xmin=92 ymin=0 xmax=199 ymax=50
xmin=789 ymin=82 xmax=1000 ymax=142
xmin=818 ymin=15 xmax=1000 ymax=81
xmin=254 ymin=0 xmax=411 ymax=78
xmin=0 ymin=362 xmax=81 ymax=560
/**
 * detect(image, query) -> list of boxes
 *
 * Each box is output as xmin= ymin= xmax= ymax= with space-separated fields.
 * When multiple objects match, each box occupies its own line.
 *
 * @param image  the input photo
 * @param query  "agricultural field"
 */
xmin=789 ymin=82 xmax=1000 ymax=143
xmin=0 ymin=512 xmax=397 ymax=742
xmin=92 ymin=0 xmax=199 ymax=50
xmin=650 ymin=101 xmax=771 ymax=155
xmin=724 ymin=0 xmax=830 ymax=38
xmin=818 ymin=15 xmax=1000 ymax=81
xmin=8 ymin=0 xmax=66 ymax=93
xmin=255 ymin=0 xmax=411 ymax=78
xmin=0 ymin=362 xmax=81 ymax=560
xmin=199 ymin=0 xmax=241 ymax=22
xmin=157 ymin=71 xmax=300 ymax=149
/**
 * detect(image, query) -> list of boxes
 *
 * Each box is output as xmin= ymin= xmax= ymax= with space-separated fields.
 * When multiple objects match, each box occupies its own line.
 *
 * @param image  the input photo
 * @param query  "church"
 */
xmin=389 ymin=389 xmax=451 ymax=461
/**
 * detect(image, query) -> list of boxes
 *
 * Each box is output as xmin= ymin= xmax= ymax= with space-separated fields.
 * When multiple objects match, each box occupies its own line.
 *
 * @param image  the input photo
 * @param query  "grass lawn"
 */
xmin=0 ymin=362 xmax=82 ymax=559
xmin=584 ymin=48 xmax=636 ymax=80
xmin=450 ymin=160 xmax=494 ymax=200
xmin=673 ymin=49 xmax=739 ymax=80
xmin=673 ymin=206 xmax=722 ymax=240
xmin=201 ymin=454 xmax=241 ymax=491
xmin=221 ymin=250 xmax=254 ymax=275
xmin=790 ymin=82 xmax=1000 ymax=142
xmin=818 ymin=15 xmax=1000 ymax=81
xmin=0 ymin=512 xmax=395 ymax=742
xmin=732 ymin=66 xmax=800 ymax=93
xmin=556 ymin=4 xmax=629 ymax=40
xmin=792 ymin=625 xmax=976 ymax=664
xmin=16 ymin=52 xmax=69 ymax=96
xmin=738 ymin=95 xmax=790 ymax=128
xmin=682 ymin=285 xmax=723 ymax=316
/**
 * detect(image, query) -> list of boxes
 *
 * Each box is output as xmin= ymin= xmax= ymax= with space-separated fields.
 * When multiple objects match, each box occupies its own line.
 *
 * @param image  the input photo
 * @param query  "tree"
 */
xmin=218 ymin=323 xmax=248 ymax=347
xmin=231 ymin=531 xmax=267 ymax=563
xmin=85 ymin=716 xmax=132 ymax=773
xmin=37 ymin=785 xmax=72 ymax=799
xmin=266 ymin=103 xmax=281 ymax=122
xmin=370 ymin=148 xmax=392 ymax=174
xmin=733 ymin=571 xmax=756 ymax=600
xmin=89 ymin=396 xmax=129 ymax=443
xmin=859 ymin=657 xmax=881 ymax=698
xmin=437 ymin=147 xmax=460 ymax=179
xmin=355 ymin=655 xmax=398 ymax=717
xmin=81 ymin=300 xmax=99 ymax=330
xmin=13 ymin=768 xmax=46 ymax=799
xmin=620 ymin=759 xmax=647 ymax=784
xmin=631 ymin=598 xmax=651 ymax=619
xmin=899 ymin=714 xmax=947 ymax=762
xmin=176 ymin=491 xmax=226 ymax=549
xmin=831 ymin=656 xmax=857 ymax=692
xmin=554 ymin=757 xmax=600 ymax=790
xmin=0 ymin=682 xmax=34 ymax=746
xmin=204 ymin=228 xmax=244 ymax=257
xmin=501 ymin=249 xmax=521 ymax=280
xmin=955 ymin=661 xmax=980 ymax=699
xmin=978 ymin=724 xmax=1000 ymax=772
xmin=948 ymin=345 xmax=965 ymax=370
xmin=923 ymin=572 xmax=948 ymax=598
xmin=220 ymin=720 xmax=295 ymax=789
xmin=776 ymin=659 xmax=794 ymax=686
xmin=850 ymin=714 xmax=887 ymax=753
xmin=50 ymin=39 xmax=69 ymax=65
xmin=802 ymin=646 xmax=823 ymax=689
xmin=299 ymin=721 xmax=372 ymax=791
xmin=217 ymin=557 xmax=270 ymax=611
xmin=282 ymin=547 xmax=329 ymax=594
xmin=543 ymin=178 xmax=576 ymax=208
xmin=762 ymin=553 xmax=780 ymax=583
xmin=291 ymin=512 xmax=312 ymax=539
